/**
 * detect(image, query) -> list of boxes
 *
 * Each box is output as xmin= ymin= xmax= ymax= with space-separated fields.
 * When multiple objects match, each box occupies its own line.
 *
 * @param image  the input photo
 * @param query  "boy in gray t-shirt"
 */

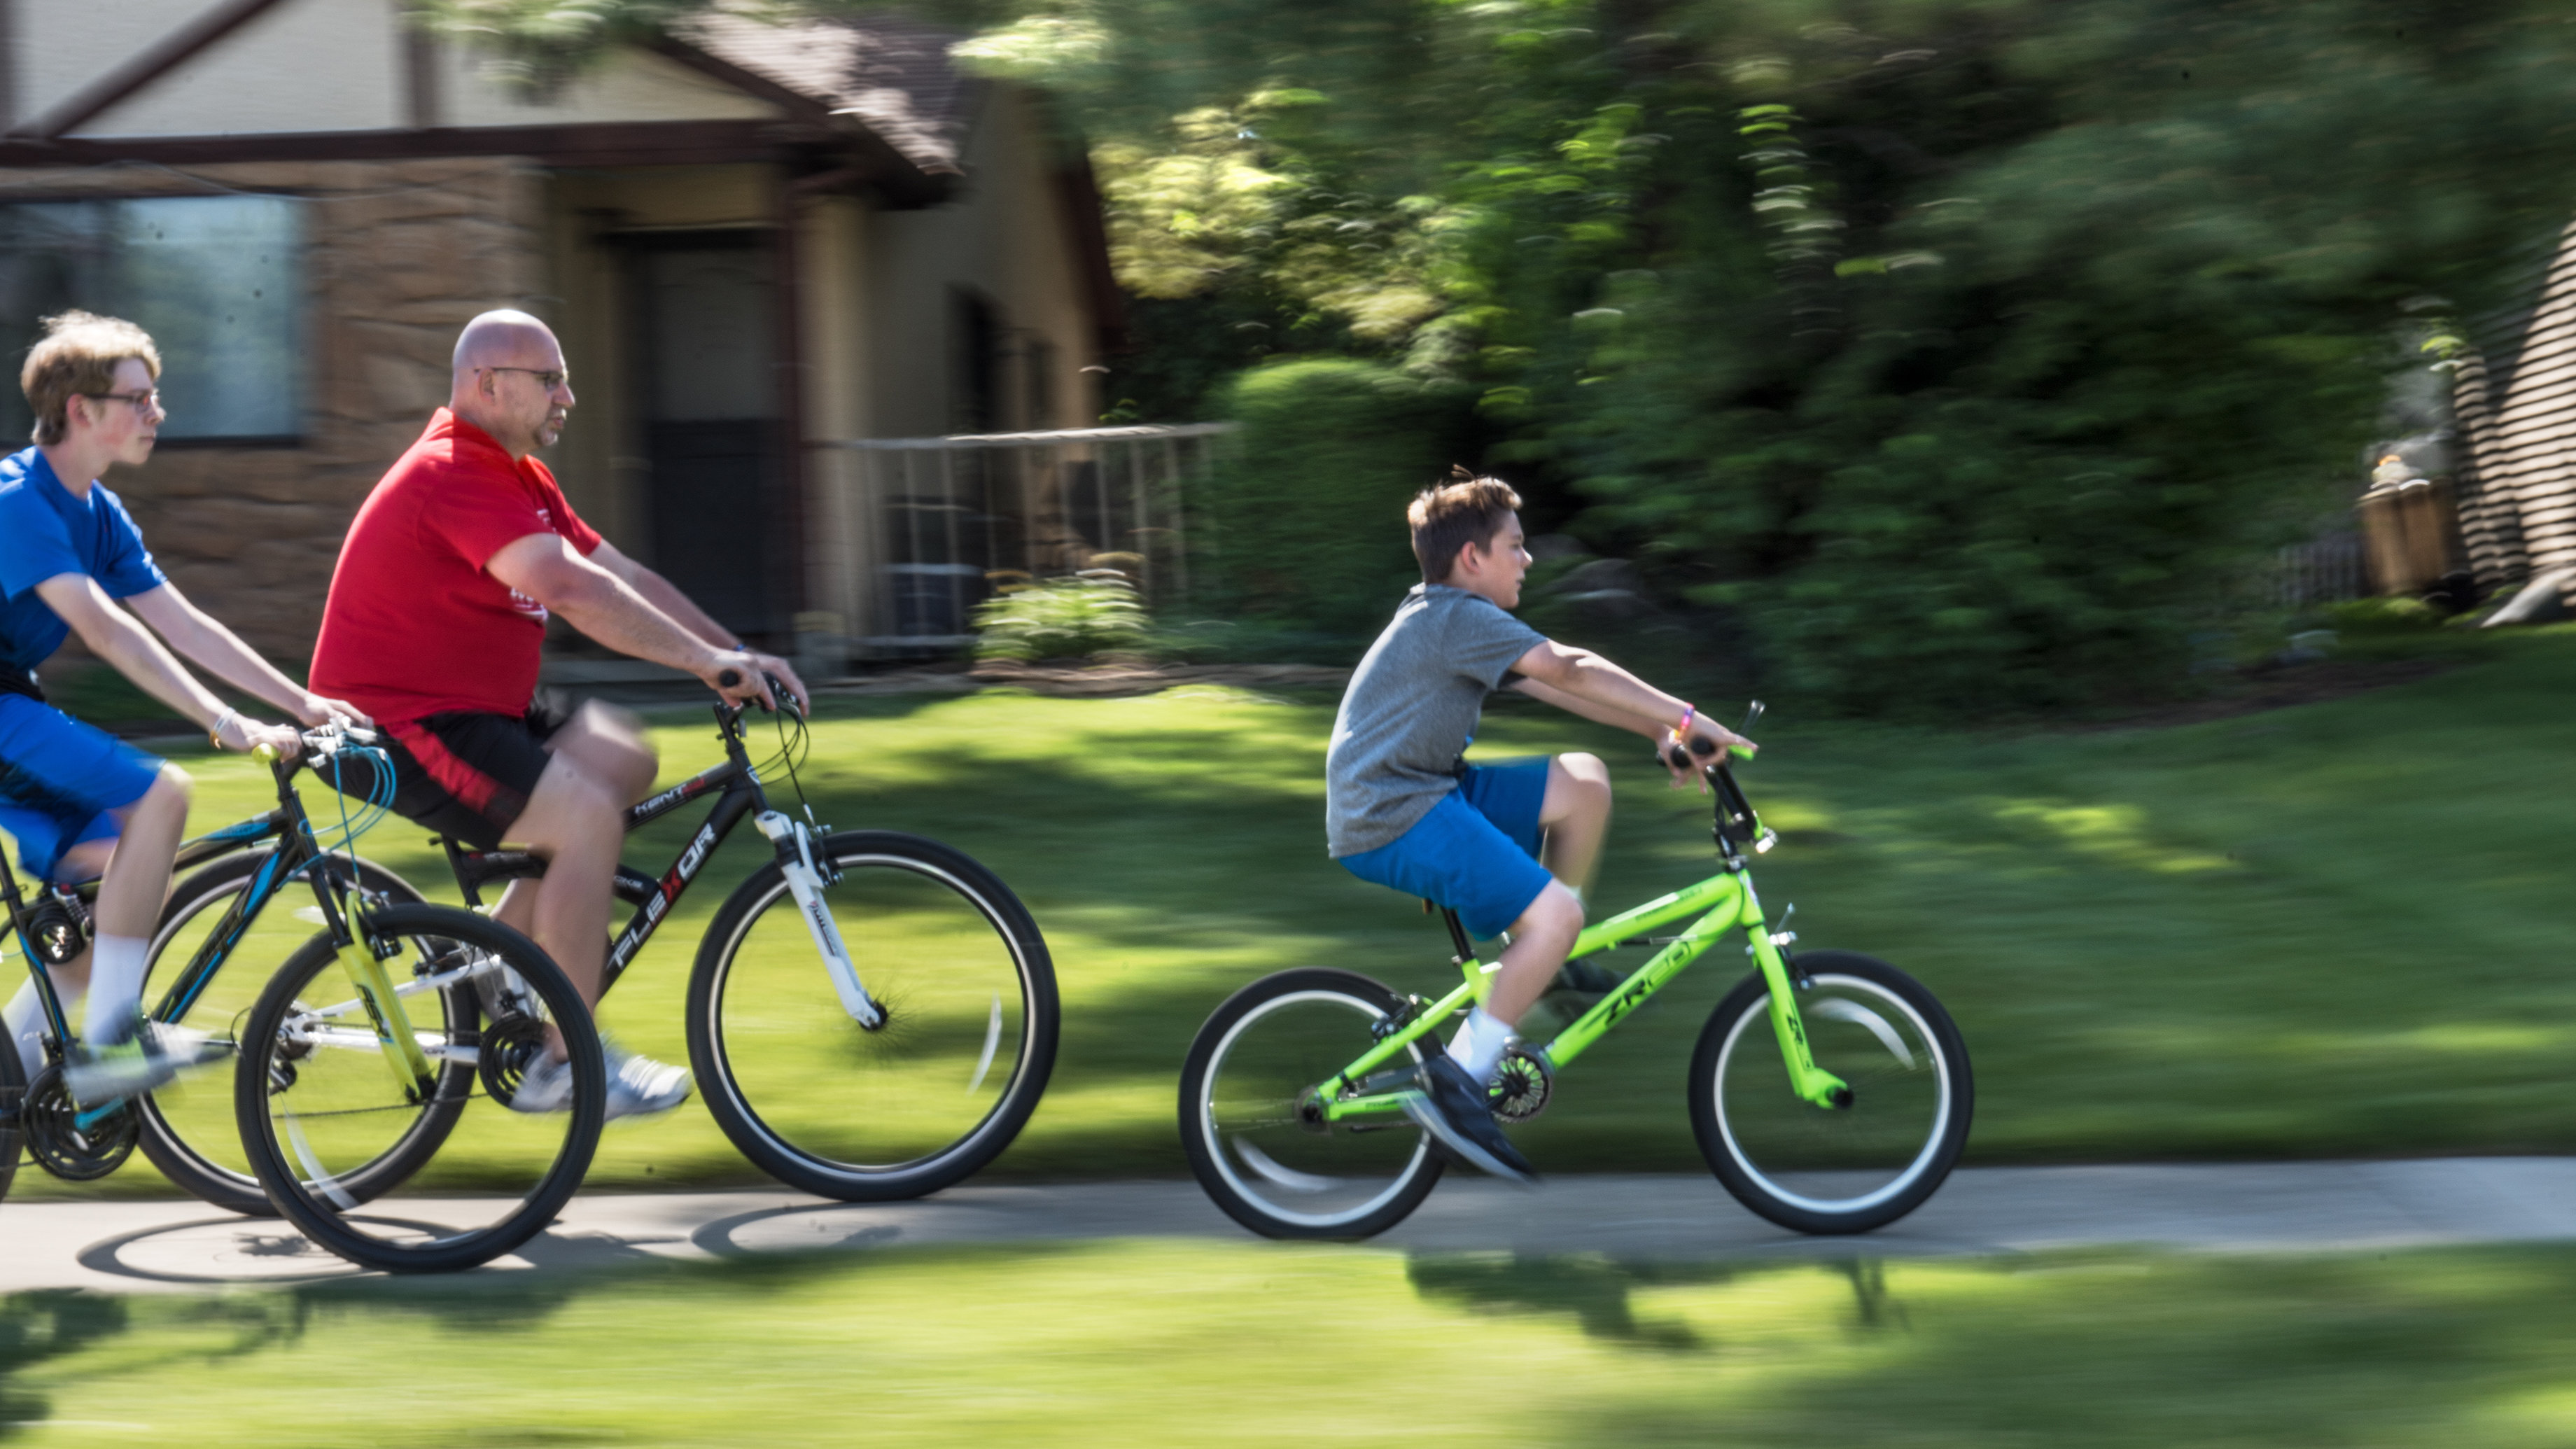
xmin=1326 ymin=469 xmax=1752 ymax=1183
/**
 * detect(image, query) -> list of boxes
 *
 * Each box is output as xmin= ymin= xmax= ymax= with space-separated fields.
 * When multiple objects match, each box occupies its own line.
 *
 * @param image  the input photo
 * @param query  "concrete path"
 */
xmin=7 ymin=1158 xmax=2575 ymax=1294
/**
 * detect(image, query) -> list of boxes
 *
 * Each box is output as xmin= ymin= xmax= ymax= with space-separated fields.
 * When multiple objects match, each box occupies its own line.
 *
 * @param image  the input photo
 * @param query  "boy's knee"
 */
xmin=1530 ymin=878 xmax=1585 ymax=934
xmin=148 ymin=764 xmax=192 ymax=805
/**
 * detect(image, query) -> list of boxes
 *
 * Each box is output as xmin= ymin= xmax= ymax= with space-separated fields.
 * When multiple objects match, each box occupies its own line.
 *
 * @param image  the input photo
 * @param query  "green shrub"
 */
xmin=1198 ymin=359 xmax=1470 ymax=643
xmin=972 ymin=575 xmax=1155 ymax=662
xmin=2323 ymin=597 xmax=2444 ymax=634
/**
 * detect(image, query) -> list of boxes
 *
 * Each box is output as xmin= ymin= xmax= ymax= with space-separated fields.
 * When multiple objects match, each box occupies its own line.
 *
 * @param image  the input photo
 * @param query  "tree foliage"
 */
xmin=440 ymin=0 xmax=2576 ymax=710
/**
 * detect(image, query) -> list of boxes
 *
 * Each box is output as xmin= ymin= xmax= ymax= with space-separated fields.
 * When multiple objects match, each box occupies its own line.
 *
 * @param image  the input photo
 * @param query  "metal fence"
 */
xmin=806 ymin=422 xmax=1233 ymax=663
xmin=2269 ymin=532 xmax=2369 ymax=608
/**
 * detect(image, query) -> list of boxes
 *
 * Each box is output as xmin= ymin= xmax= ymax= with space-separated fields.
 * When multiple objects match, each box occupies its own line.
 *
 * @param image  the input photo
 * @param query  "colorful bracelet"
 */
xmin=1670 ymin=704 xmax=1696 ymax=743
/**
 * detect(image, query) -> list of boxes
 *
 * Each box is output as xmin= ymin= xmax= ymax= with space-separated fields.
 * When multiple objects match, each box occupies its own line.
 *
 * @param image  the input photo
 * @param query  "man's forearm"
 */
xmin=550 ymin=575 xmax=726 ymax=675
xmin=629 ymin=568 xmax=737 ymax=651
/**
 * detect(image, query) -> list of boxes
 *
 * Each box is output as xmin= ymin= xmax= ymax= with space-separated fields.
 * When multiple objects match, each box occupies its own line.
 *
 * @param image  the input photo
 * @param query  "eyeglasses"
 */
xmin=479 ymin=366 xmax=570 ymax=391
xmin=81 ymin=388 xmax=162 ymax=414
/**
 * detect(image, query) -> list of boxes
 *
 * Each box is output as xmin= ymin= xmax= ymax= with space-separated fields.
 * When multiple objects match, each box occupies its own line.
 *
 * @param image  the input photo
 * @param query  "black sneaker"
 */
xmin=1550 ymin=959 xmax=1623 ymax=999
xmin=1404 ymin=1056 xmax=1538 ymax=1185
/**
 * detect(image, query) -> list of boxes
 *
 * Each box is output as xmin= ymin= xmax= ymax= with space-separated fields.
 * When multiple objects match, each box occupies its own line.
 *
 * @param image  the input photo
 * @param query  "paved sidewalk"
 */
xmin=7 ymin=1158 xmax=2575 ymax=1294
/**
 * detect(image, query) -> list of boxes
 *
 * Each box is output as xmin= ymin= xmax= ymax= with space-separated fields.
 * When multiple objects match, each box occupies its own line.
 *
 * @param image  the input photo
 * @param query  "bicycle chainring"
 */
xmin=477 ymin=1013 xmax=550 ymax=1107
xmin=1486 ymin=1045 xmax=1553 ymax=1124
xmin=21 ymin=1065 xmax=139 ymax=1180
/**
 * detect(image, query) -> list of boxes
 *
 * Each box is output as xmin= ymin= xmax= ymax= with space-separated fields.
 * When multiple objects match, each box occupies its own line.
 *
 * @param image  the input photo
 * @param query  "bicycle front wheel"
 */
xmin=1691 ymin=950 xmax=1971 ymax=1235
xmin=688 ymin=831 xmax=1058 ymax=1200
xmin=1180 ymin=968 xmax=1444 ymax=1241
xmin=234 ymin=904 xmax=603 ymax=1273
xmin=140 ymin=850 xmax=428 ymax=1214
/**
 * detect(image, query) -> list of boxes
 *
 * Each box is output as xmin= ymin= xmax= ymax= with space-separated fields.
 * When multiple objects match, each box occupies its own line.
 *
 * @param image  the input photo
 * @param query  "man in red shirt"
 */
xmin=312 ymin=309 xmax=804 ymax=1116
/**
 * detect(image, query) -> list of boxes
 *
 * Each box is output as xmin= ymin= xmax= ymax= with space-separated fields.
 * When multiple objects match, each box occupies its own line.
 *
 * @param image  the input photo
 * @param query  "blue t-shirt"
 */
xmin=0 ymin=446 xmax=166 ymax=682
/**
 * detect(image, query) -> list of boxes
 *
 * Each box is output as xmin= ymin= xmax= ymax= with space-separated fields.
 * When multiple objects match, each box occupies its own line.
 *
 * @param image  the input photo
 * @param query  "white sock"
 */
xmin=82 ymin=934 xmax=150 ymax=1040
xmin=1446 ymin=1007 xmax=1513 ymax=1085
xmin=5 ymin=979 xmax=47 ymax=1081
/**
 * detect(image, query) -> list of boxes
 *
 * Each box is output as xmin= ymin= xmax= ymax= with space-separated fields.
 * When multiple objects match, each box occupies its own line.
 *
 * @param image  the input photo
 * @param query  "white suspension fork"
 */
xmin=756 ymin=811 xmax=883 ymax=1028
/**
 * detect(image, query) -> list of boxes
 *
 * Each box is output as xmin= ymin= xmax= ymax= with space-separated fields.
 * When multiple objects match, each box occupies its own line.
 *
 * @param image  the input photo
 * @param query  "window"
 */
xmin=0 ymin=195 xmax=304 ymax=443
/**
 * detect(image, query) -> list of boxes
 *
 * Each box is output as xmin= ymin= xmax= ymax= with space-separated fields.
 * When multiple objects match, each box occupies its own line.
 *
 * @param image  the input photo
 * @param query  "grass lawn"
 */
xmin=5 ymin=1240 xmax=2576 ymax=1446
xmin=13 ymin=622 xmax=2576 ymax=1198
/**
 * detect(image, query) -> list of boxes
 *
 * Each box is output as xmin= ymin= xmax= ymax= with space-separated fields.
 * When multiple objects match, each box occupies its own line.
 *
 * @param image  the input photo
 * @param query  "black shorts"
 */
xmin=321 ymin=697 xmax=572 ymax=851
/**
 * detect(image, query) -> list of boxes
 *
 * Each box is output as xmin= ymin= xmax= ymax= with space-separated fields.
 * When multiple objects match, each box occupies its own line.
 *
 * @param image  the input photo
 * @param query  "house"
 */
xmin=0 ymin=0 xmax=1124 ymax=665
xmin=2442 ymin=223 xmax=2576 ymax=610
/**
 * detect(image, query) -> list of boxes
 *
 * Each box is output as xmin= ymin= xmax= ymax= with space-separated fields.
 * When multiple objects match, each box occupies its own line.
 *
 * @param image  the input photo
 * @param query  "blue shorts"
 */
xmin=1338 ymin=757 xmax=1553 ymax=940
xmin=0 ymin=694 xmax=162 ymax=881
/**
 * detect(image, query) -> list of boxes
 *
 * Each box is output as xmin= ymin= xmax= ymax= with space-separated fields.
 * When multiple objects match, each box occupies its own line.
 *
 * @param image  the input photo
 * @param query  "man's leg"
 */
xmin=1537 ymin=752 xmax=1612 ymax=901
xmin=491 ymin=702 xmax=655 ymax=1012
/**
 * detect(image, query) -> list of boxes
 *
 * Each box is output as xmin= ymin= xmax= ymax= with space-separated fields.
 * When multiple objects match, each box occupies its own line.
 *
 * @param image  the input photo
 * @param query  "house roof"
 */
xmin=671 ymin=10 xmax=976 ymax=178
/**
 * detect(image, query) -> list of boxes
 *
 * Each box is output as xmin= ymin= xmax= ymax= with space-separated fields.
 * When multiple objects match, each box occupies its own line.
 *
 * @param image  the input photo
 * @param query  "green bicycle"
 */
xmin=1179 ymin=706 xmax=1973 ymax=1239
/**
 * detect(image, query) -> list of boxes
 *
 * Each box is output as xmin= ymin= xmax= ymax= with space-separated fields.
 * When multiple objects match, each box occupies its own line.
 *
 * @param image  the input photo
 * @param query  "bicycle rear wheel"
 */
xmin=1690 ymin=950 xmax=1971 ymax=1235
xmin=139 ymin=850 xmax=430 ymax=1214
xmin=1180 ymin=968 xmax=1444 ymax=1241
xmin=234 ymin=903 xmax=603 ymax=1273
xmin=687 ymin=831 xmax=1057 ymax=1200
xmin=0 ymin=1005 xmax=22 ymax=1204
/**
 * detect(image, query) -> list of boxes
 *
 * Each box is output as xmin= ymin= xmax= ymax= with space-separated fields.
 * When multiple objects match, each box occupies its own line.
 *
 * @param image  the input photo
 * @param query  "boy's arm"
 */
xmin=125 ymin=584 xmax=370 ymax=727
xmin=1507 ymin=639 xmax=1754 ymax=781
xmin=33 ymin=575 xmax=298 ymax=750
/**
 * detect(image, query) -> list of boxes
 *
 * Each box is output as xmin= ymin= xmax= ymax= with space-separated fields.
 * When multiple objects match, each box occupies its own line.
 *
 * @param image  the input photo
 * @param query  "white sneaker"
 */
xmin=64 ymin=1017 xmax=219 ymax=1108
xmin=504 ymin=1054 xmax=574 ymax=1114
xmin=604 ymin=1045 xmax=691 ymax=1120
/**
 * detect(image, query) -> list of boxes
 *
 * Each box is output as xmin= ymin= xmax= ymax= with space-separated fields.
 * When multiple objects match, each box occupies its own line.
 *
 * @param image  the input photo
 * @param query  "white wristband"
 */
xmin=209 ymin=708 xmax=238 ymax=749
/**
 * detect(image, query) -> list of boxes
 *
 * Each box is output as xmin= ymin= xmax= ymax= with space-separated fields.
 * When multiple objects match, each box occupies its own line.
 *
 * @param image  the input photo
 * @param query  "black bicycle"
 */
xmin=142 ymin=689 xmax=1060 ymax=1206
xmin=3 ymin=727 xmax=606 ymax=1278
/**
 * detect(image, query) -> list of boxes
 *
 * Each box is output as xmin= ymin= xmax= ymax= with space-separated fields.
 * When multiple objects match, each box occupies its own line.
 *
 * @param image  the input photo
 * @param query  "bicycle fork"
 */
xmin=757 ymin=813 xmax=883 ymax=1030
xmin=337 ymin=928 xmax=438 ymax=1103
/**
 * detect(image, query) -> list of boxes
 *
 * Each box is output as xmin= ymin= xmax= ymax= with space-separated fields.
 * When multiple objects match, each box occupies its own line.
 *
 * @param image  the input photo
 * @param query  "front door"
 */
xmin=634 ymin=235 xmax=779 ymax=637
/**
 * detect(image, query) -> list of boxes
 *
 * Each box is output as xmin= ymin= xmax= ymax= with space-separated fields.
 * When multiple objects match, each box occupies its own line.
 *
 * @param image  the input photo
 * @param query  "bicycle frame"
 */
xmin=1312 ymin=762 xmax=1851 ymax=1126
xmin=439 ymin=699 xmax=861 ymax=1014
xmin=1 ymin=741 xmax=440 ymax=1109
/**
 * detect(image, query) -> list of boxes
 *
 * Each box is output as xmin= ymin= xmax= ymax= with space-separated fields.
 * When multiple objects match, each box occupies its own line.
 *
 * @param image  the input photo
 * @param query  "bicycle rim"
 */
xmin=695 ymin=837 xmax=1054 ymax=1196
xmin=1709 ymin=970 xmax=1956 ymax=1221
xmin=1191 ymin=980 xmax=1436 ymax=1236
xmin=139 ymin=852 xmax=430 ymax=1212
xmin=237 ymin=904 xmax=601 ymax=1273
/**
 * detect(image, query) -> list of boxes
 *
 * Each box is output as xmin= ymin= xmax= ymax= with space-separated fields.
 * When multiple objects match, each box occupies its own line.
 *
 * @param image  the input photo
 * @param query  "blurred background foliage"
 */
xmin=433 ymin=0 xmax=2576 ymax=713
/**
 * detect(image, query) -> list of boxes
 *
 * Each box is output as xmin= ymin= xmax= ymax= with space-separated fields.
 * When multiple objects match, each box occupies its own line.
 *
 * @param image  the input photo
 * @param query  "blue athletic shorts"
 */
xmin=1338 ymin=756 xmax=1553 ymax=940
xmin=0 ymin=694 xmax=162 ymax=882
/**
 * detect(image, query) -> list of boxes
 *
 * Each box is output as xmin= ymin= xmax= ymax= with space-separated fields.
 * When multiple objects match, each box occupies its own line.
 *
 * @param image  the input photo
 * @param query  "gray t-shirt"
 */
xmin=1326 ymin=583 xmax=1548 ymax=856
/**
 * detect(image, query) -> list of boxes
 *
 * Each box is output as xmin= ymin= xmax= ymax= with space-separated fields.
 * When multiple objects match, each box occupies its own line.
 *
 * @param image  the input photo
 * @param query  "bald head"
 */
xmin=449 ymin=309 xmax=573 ymax=459
xmin=452 ymin=309 xmax=557 ymax=374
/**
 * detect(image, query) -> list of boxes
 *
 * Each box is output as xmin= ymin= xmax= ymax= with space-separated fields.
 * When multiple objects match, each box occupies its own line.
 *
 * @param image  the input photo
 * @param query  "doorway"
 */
xmin=631 ymin=232 xmax=782 ymax=637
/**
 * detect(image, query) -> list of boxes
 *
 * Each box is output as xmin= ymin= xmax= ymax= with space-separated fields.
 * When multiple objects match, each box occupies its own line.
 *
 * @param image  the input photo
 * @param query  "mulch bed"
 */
xmin=822 ymin=660 xmax=1353 ymax=699
xmin=2062 ymin=656 xmax=2463 ymax=732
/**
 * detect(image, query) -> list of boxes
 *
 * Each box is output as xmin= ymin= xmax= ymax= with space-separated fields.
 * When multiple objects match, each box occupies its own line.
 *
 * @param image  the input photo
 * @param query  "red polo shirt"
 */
xmin=312 ymin=410 xmax=602 ymax=724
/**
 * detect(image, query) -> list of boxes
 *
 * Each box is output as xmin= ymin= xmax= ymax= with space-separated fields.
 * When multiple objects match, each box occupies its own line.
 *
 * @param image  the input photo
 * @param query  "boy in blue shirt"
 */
xmin=0 ymin=312 xmax=360 ymax=1104
xmin=1327 ymin=470 xmax=1753 ymax=1182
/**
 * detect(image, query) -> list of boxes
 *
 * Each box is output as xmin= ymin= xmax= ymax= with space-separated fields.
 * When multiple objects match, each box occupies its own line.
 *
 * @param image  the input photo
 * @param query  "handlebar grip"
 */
xmin=1728 ymin=743 xmax=1755 ymax=761
xmin=1688 ymin=736 xmax=1717 ymax=758
xmin=252 ymin=743 xmax=280 ymax=765
xmin=718 ymin=668 xmax=742 ymax=689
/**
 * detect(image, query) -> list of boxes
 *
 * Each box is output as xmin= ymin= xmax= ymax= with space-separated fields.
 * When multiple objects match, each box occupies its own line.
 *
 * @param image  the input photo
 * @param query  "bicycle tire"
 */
xmin=234 ymin=903 xmax=603 ymax=1273
xmin=139 ymin=850 xmax=432 ymax=1214
xmin=687 ymin=830 xmax=1057 ymax=1200
xmin=1180 ymin=967 xmax=1446 ymax=1241
xmin=1690 ymin=950 xmax=1972 ymax=1235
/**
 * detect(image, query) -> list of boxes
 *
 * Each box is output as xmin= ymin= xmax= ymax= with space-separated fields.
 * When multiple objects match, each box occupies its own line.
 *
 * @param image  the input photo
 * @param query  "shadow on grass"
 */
xmin=1404 ymin=1252 xmax=1906 ymax=1352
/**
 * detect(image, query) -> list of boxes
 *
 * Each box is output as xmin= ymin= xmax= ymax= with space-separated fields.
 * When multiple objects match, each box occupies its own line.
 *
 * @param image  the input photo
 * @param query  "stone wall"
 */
xmin=4 ymin=158 xmax=547 ymax=667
